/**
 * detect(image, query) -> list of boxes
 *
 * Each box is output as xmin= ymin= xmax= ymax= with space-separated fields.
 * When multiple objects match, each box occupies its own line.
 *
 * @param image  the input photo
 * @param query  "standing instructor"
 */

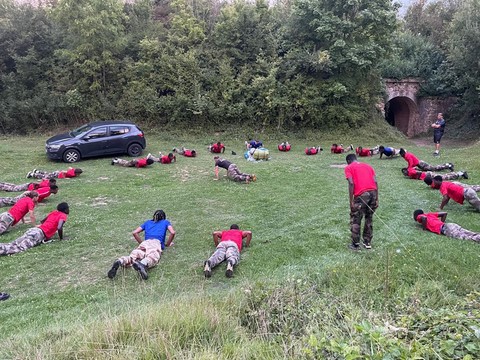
xmin=432 ymin=112 xmax=446 ymax=156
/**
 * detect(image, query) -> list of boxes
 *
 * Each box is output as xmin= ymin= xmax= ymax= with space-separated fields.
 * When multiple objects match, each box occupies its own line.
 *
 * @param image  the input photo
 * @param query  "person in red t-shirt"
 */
xmin=37 ymin=185 xmax=59 ymax=203
xmin=399 ymin=149 xmax=453 ymax=172
xmin=305 ymin=146 xmax=323 ymax=155
xmin=0 ymin=191 xmax=39 ymax=235
xmin=355 ymin=146 xmax=379 ymax=157
xmin=0 ymin=190 xmax=36 ymax=208
xmin=344 ymin=154 xmax=378 ymax=250
xmin=112 ymin=157 xmax=154 ymax=168
xmin=432 ymin=176 xmax=480 ymax=211
xmin=0 ymin=179 xmax=55 ymax=192
xmin=331 ymin=144 xmax=354 ymax=154
xmin=208 ymin=142 xmax=226 ymax=154
xmin=278 ymin=142 xmax=291 ymax=151
xmin=173 ymin=147 xmax=197 ymax=157
xmin=203 ymin=224 xmax=252 ymax=278
xmin=0 ymin=202 xmax=69 ymax=256
xmin=414 ymin=209 xmax=480 ymax=243
xmin=146 ymin=152 xmax=176 ymax=164
xmin=401 ymin=168 xmax=467 ymax=181
xmin=26 ymin=168 xmax=82 ymax=179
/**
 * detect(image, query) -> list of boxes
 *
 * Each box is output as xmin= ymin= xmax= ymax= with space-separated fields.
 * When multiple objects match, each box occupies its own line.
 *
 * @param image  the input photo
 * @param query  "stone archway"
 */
xmin=384 ymin=96 xmax=418 ymax=136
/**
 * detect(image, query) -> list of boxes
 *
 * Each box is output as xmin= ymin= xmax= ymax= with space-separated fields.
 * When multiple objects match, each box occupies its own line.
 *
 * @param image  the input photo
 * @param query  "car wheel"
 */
xmin=127 ymin=143 xmax=143 ymax=157
xmin=63 ymin=149 xmax=81 ymax=163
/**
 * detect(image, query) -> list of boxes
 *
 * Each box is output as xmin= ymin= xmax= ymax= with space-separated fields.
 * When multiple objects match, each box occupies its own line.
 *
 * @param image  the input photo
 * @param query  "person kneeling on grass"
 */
xmin=108 ymin=210 xmax=176 ymax=280
xmin=414 ymin=209 xmax=480 ymax=243
xmin=0 ymin=202 xmax=69 ymax=256
xmin=203 ymin=224 xmax=252 ymax=278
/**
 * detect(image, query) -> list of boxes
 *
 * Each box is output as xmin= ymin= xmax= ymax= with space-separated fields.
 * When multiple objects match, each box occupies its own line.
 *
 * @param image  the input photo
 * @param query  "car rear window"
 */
xmin=110 ymin=126 xmax=130 ymax=136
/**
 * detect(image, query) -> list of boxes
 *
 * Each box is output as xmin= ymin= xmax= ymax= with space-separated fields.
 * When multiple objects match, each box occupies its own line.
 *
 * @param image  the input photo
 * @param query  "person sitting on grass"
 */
xmin=208 ymin=142 xmax=225 ymax=154
xmin=107 ymin=210 xmax=176 ymax=280
xmin=245 ymin=139 xmax=263 ymax=150
xmin=214 ymin=156 xmax=256 ymax=183
xmin=399 ymin=148 xmax=453 ymax=172
xmin=413 ymin=209 xmax=480 ymax=243
xmin=0 ymin=202 xmax=69 ymax=256
xmin=26 ymin=168 xmax=82 ymax=179
xmin=355 ymin=146 xmax=379 ymax=157
xmin=401 ymin=168 xmax=468 ymax=181
xmin=432 ymin=176 xmax=480 ymax=211
xmin=278 ymin=142 xmax=291 ymax=151
xmin=147 ymin=152 xmax=176 ymax=164
xmin=0 ymin=191 xmax=38 ymax=235
xmin=305 ymin=146 xmax=323 ymax=155
xmin=203 ymin=224 xmax=252 ymax=278
xmin=112 ymin=157 xmax=154 ymax=168
xmin=0 ymin=179 xmax=55 ymax=192
xmin=173 ymin=147 xmax=197 ymax=157
xmin=378 ymin=145 xmax=400 ymax=159
xmin=331 ymin=144 xmax=354 ymax=154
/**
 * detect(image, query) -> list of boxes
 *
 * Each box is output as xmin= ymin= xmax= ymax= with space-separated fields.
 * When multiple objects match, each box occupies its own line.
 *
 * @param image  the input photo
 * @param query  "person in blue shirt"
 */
xmin=107 ymin=210 xmax=176 ymax=280
xmin=378 ymin=145 xmax=400 ymax=159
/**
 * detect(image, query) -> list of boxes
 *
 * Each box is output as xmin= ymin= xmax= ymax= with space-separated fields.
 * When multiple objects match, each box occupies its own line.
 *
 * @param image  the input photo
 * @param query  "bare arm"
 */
xmin=215 ymin=166 xmax=219 ymax=179
xmin=165 ymin=225 xmax=176 ymax=247
xmin=212 ymin=231 xmax=222 ymax=246
xmin=132 ymin=227 xmax=144 ymax=244
xmin=347 ymin=178 xmax=355 ymax=210
xmin=57 ymin=220 xmax=65 ymax=240
xmin=438 ymin=212 xmax=447 ymax=222
xmin=439 ymin=195 xmax=450 ymax=210
xmin=421 ymin=216 xmax=427 ymax=230
xmin=242 ymin=230 xmax=252 ymax=247
xmin=28 ymin=209 xmax=36 ymax=226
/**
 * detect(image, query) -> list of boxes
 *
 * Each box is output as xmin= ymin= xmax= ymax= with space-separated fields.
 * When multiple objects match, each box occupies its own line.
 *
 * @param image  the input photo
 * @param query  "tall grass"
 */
xmin=0 ymin=122 xmax=479 ymax=359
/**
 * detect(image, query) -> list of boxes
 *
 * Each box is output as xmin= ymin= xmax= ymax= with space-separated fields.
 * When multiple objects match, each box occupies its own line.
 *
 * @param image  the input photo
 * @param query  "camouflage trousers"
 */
xmin=453 ymin=182 xmax=480 ymax=192
xmin=0 ymin=212 xmax=15 ymax=235
xmin=0 ymin=192 xmax=28 ymax=208
xmin=464 ymin=188 xmax=480 ymax=211
xmin=443 ymin=223 xmax=480 ymax=243
xmin=350 ymin=191 xmax=377 ymax=246
xmin=429 ymin=171 xmax=461 ymax=181
xmin=0 ymin=227 xmax=45 ymax=255
xmin=0 ymin=181 xmax=30 ymax=192
xmin=114 ymin=159 xmax=137 ymax=167
xmin=31 ymin=170 xmax=60 ymax=179
xmin=227 ymin=164 xmax=250 ymax=182
xmin=417 ymin=160 xmax=450 ymax=172
xmin=207 ymin=240 xmax=240 ymax=268
xmin=118 ymin=239 xmax=162 ymax=268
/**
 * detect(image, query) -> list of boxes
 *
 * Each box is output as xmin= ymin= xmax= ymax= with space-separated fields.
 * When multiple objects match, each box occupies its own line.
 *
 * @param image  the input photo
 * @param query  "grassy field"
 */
xmin=0 ymin=125 xmax=479 ymax=359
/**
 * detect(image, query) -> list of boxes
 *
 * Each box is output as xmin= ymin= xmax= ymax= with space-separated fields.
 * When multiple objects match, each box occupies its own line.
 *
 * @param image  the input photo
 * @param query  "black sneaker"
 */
xmin=133 ymin=261 xmax=148 ymax=280
xmin=204 ymin=260 xmax=212 ymax=278
xmin=111 ymin=160 xmax=115 ymax=165
xmin=225 ymin=261 xmax=234 ymax=278
xmin=462 ymin=171 xmax=469 ymax=180
xmin=348 ymin=244 xmax=360 ymax=251
xmin=107 ymin=260 xmax=121 ymax=279
xmin=448 ymin=163 xmax=454 ymax=171
xmin=0 ymin=292 xmax=10 ymax=301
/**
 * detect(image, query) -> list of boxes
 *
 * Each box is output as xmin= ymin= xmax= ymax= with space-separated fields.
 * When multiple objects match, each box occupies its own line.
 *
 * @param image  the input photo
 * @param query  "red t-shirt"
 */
xmin=404 ymin=152 xmax=419 ymax=168
xmin=440 ymin=182 xmax=464 ymax=204
xmin=136 ymin=158 xmax=148 ymax=168
xmin=160 ymin=156 xmax=172 ymax=164
xmin=8 ymin=197 xmax=35 ymax=225
xmin=58 ymin=168 xmax=77 ymax=178
xmin=305 ymin=147 xmax=318 ymax=155
xmin=406 ymin=167 xmax=425 ymax=180
xmin=278 ymin=144 xmax=291 ymax=151
xmin=221 ymin=229 xmax=244 ymax=251
xmin=211 ymin=144 xmax=224 ymax=153
xmin=356 ymin=148 xmax=371 ymax=157
xmin=39 ymin=210 xmax=68 ymax=239
xmin=345 ymin=162 xmax=377 ymax=196
xmin=37 ymin=187 xmax=51 ymax=202
xmin=331 ymin=145 xmax=343 ymax=154
xmin=417 ymin=212 xmax=444 ymax=234
xmin=184 ymin=150 xmax=195 ymax=157
xmin=28 ymin=179 xmax=51 ymax=191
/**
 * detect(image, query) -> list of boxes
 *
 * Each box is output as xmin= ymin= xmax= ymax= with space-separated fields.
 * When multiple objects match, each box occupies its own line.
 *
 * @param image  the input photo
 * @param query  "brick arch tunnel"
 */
xmin=384 ymin=96 xmax=417 ymax=136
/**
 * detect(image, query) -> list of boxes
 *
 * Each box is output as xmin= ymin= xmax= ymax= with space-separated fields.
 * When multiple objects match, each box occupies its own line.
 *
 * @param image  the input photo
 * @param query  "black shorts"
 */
xmin=433 ymin=131 xmax=444 ymax=144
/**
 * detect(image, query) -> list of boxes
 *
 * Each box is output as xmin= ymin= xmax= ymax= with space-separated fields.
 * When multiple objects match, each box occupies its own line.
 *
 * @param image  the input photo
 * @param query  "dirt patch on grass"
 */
xmin=410 ymin=137 xmax=477 ymax=148
xmin=330 ymin=163 xmax=347 ymax=168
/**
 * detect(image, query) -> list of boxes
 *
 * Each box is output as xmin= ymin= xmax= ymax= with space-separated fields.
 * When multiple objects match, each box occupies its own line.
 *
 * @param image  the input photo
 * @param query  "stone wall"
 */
xmin=416 ymin=97 xmax=457 ymax=136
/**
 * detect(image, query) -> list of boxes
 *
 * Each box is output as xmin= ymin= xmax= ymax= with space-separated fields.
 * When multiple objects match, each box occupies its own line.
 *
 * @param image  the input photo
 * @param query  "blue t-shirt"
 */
xmin=383 ymin=147 xmax=394 ymax=156
xmin=434 ymin=119 xmax=445 ymax=134
xmin=140 ymin=219 xmax=171 ymax=249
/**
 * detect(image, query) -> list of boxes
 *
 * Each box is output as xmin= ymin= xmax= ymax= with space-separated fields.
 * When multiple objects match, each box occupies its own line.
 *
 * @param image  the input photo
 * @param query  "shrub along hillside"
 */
xmin=0 ymin=126 xmax=479 ymax=359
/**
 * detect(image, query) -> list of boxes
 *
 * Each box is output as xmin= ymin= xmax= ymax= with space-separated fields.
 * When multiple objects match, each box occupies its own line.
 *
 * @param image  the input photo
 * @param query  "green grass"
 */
xmin=0 ymin=124 xmax=479 ymax=359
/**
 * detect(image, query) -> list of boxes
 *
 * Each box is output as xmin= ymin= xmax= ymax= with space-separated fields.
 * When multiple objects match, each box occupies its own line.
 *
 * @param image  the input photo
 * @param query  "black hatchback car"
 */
xmin=46 ymin=121 xmax=146 ymax=163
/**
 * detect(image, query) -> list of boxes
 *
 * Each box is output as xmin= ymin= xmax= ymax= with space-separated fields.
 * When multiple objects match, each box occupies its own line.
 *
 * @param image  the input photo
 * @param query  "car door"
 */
xmin=80 ymin=126 xmax=108 ymax=157
xmin=106 ymin=125 xmax=131 ymax=154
